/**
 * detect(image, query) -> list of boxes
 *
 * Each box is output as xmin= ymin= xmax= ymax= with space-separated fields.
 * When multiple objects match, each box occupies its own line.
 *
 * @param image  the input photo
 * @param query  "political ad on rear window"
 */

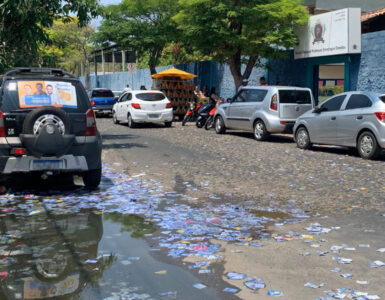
xmin=18 ymin=81 xmax=78 ymax=108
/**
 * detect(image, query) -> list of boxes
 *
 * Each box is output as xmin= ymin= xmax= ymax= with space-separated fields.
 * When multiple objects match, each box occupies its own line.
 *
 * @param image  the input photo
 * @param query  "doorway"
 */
xmin=318 ymin=64 xmax=345 ymax=104
xmin=305 ymin=55 xmax=351 ymax=105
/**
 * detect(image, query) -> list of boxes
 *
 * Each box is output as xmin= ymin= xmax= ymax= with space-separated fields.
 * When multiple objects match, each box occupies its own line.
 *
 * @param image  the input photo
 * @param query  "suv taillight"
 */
xmin=0 ymin=110 xmax=5 ymax=137
xmin=86 ymin=109 xmax=97 ymax=136
xmin=270 ymin=94 xmax=278 ymax=111
xmin=166 ymin=102 xmax=172 ymax=109
xmin=374 ymin=112 xmax=385 ymax=122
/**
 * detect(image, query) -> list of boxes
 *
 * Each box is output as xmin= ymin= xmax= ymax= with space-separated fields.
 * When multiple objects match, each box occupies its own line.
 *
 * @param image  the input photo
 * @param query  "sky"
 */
xmin=91 ymin=0 xmax=121 ymax=28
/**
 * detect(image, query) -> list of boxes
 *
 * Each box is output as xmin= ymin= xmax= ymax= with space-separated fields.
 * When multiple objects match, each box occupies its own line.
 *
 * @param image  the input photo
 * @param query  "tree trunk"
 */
xmin=228 ymin=51 xmax=242 ymax=91
xmin=229 ymin=54 xmax=257 ymax=92
xmin=149 ymin=64 xmax=157 ymax=75
xmin=84 ymin=48 xmax=90 ymax=91
xmin=84 ymin=59 xmax=90 ymax=91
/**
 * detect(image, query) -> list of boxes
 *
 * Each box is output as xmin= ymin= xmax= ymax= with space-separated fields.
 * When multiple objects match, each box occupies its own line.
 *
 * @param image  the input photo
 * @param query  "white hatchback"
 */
xmin=112 ymin=90 xmax=173 ymax=128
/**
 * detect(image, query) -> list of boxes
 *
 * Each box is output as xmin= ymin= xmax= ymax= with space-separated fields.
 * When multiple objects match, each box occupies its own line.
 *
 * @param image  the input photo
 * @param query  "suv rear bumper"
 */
xmin=266 ymin=118 xmax=295 ymax=133
xmin=2 ymin=155 xmax=88 ymax=174
xmin=0 ymin=134 xmax=102 ymax=174
xmin=92 ymin=105 xmax=113 ymax=113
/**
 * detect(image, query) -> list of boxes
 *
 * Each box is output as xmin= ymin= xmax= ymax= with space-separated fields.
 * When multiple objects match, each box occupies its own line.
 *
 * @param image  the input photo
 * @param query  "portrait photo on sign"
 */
xmin=17 ymin=81 xmax=78 ymax=108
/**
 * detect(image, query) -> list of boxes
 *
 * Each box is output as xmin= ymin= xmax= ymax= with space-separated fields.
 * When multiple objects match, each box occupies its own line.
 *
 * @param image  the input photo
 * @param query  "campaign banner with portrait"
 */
xmin=18 ymin=81 xmax=78 ymax=108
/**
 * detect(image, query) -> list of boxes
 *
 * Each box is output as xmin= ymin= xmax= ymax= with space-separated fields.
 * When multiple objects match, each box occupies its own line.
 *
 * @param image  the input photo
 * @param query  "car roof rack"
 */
xmin=2 ymin=68 xmax=76 ymax=79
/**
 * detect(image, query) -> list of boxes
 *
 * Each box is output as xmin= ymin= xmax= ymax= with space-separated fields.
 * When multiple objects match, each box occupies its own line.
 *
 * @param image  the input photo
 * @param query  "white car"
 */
xmin=112 ymin=90 xmax=173 ymax=127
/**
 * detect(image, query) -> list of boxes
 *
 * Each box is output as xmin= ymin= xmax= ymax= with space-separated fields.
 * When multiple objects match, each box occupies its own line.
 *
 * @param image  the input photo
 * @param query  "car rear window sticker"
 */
xmin=17 ymin=81 xmax=78 ymax=108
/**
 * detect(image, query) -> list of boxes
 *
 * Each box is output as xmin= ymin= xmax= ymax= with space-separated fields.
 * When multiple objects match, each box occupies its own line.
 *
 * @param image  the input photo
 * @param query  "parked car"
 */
xmin=0 ymin=68 xmax=102 ymax=188
xmin=88 ymin=88 xmax=115 ymax=116
xmin=294 ymin=91 xmax=385 ymax=159
xmin=112 ymin=90 xmax=173 ymax=127
xmin=214 ymin=86 xmax=314 ymax=140
xmin=112 ymin=90 xmax=123 ymax=102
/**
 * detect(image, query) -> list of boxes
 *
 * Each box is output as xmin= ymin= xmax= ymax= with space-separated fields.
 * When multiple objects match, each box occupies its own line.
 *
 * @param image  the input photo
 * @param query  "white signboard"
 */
xmin=294 ymin=8 xmax=361 ymax=59
xmin=127 ymin=62 xmax=137 ymax=74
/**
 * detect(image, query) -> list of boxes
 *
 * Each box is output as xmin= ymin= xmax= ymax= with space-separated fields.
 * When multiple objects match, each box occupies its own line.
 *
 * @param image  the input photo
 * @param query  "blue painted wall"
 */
xmin=267 ymin=30 xmax=385 ymax=94
xmin=352 ymin=30 xmax=385 ymax=93
xmin=266 ymin=52 xmax=308 ymax=87
xmin=81 ymin=61 xmax=265 ymax=100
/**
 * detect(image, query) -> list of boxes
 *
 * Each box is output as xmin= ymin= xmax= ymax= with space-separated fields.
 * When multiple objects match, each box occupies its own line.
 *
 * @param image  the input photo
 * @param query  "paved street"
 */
xmin=98 ymin=119 xmax=385 ymax=299
xmin=1 ymin=118 xmax=384 ymax=300
xmin=101 ymin=119 xmax=385 ymax=214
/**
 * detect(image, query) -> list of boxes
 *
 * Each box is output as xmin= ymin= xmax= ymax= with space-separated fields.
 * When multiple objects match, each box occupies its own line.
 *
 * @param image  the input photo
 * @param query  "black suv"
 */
xmin=0 ymin=68 xmax=102 ymax=188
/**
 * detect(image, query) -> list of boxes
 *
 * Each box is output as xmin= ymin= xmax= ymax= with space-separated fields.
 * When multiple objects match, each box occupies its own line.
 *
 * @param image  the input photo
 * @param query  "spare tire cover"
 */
xmin=21 ymin=107 xmax=74 ymax=157
xmin=22 ymin=106 xmax=71 ymax=135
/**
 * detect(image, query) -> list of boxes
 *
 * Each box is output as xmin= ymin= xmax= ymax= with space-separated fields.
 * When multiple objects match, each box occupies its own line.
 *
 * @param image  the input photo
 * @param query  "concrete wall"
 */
xmin=268 ymin=30 xmax=385 ymax=94
xmin=352 ymin=30 xmax=385 ymax=93
xmin=267 ymin=52 xmax=308 ymax=87
xmin=80 ymin=61 xmax=265 ymax=100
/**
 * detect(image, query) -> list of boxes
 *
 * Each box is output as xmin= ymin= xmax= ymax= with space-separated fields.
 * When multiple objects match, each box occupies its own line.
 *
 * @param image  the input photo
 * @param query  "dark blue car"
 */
xmin=88 ymin=88 xmax=115 ymax=115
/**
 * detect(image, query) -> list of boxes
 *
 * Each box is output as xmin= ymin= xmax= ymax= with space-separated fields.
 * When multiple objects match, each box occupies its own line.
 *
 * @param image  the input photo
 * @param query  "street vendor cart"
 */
xmin=152 ymin=68 xmax=197 ymax=120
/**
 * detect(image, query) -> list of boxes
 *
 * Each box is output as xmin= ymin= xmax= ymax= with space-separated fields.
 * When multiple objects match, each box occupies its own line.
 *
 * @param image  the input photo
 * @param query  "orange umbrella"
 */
xmin=151 ymin=67 xmax=197 ymax=79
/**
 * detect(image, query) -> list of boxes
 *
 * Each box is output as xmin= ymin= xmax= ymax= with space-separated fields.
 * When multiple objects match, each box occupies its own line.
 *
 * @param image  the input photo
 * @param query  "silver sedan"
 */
xmin=293 ymin=91 xmax=385 ymax=159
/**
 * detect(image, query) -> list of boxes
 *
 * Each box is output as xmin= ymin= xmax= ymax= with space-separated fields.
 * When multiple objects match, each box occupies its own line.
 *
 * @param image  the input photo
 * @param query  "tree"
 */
xmin=0 ymin=0 xmax=99 ymax=72
xmin=41 ymin=19 xmax=94 ymax=90
xmin=95 ymin=0 xmax=180 ymax=74
xmin=174 ymin=0 xmax=309 ymax=90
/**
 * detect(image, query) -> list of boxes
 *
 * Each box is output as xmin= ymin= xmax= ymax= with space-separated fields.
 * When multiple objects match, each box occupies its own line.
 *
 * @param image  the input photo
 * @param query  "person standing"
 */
xmin=238 ymin=78 xmax=249 ymax=91
xmin=202 ymin=85 xmax=209 ymax=97
xmin=123 ymin=84 xmax=132 ymax=92
xmin=209 ymin=87 xmax=218 ymax=105
xmin=259 ymin=77 xmax=268 ymax=86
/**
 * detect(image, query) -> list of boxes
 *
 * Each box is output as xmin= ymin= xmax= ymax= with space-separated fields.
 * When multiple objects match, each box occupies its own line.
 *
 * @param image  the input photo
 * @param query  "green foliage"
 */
xmin=94 ymin=0 xmax=180 ymax=74
xmin=174 ymin=0 xmax=309 ymax=88
xmin=40 ymin=19 xmax=94 ymax=73
xmin=0 ymin=0 xmax=100 ymax=72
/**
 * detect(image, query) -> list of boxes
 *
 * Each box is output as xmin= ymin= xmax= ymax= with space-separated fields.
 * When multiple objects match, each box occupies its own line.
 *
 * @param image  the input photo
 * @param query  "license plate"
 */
xmin=23 ymin=274 xmax=79 ymax=299
xmin=148 ymin=114 xmax=160 ymax=118
xmin=31 ymin=160 xmax=64 ymax=171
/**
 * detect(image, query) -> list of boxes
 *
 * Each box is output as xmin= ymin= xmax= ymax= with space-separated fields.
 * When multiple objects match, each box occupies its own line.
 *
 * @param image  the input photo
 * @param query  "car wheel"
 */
xmin=112 ymin=111 xmax=119 ymax=124
xmin=253 ymin=120 xmax=269 ymax=141
xmin=295 ymin=127 xmax=312 ymax=149
xmin=127 ymin=114 xmax=136 ymax=128
xmin=357 ymin=131 xmax=381 ymax=159
xmin=215 ymin=116 xmax=226 ymax=134
xmin=83 ymin=168 xmax=101 ymax=189
xmin=165 ymin=121 xmax=172 ymax=128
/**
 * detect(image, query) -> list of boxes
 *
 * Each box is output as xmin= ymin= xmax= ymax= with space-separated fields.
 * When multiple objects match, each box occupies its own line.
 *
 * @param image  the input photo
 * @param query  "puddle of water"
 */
xmin=104 ymin=213 xmax=158 ymax=238
xmin=0 ymin=164 xmax=309 ymax=299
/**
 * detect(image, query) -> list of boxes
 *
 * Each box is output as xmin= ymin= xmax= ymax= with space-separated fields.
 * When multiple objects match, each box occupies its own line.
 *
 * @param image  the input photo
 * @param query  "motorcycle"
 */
xmin=182 ymin=101 xmax=202 ymax=126
xmin=195 ymin=102 xmax=216 ymax=128
xmin=204 ymin=98 xmax=225 ymax=130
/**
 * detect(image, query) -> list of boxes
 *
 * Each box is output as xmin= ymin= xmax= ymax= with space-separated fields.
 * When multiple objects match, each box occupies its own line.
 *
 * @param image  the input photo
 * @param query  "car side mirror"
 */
xmin=313 ymin=106 xmax=325 ymax=113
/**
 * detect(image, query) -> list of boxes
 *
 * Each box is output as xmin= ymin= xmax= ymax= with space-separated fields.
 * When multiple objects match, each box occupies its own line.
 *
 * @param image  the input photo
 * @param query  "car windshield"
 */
xmin=0 ymin=79 xmax=89 ymax=113
xmin=136 ymin=93 xmax=165 ymax=101
xmin=279 ymin=90 xmax=312 ymax=104
xmin=91 ymin=90 xmax=114 ymax=98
